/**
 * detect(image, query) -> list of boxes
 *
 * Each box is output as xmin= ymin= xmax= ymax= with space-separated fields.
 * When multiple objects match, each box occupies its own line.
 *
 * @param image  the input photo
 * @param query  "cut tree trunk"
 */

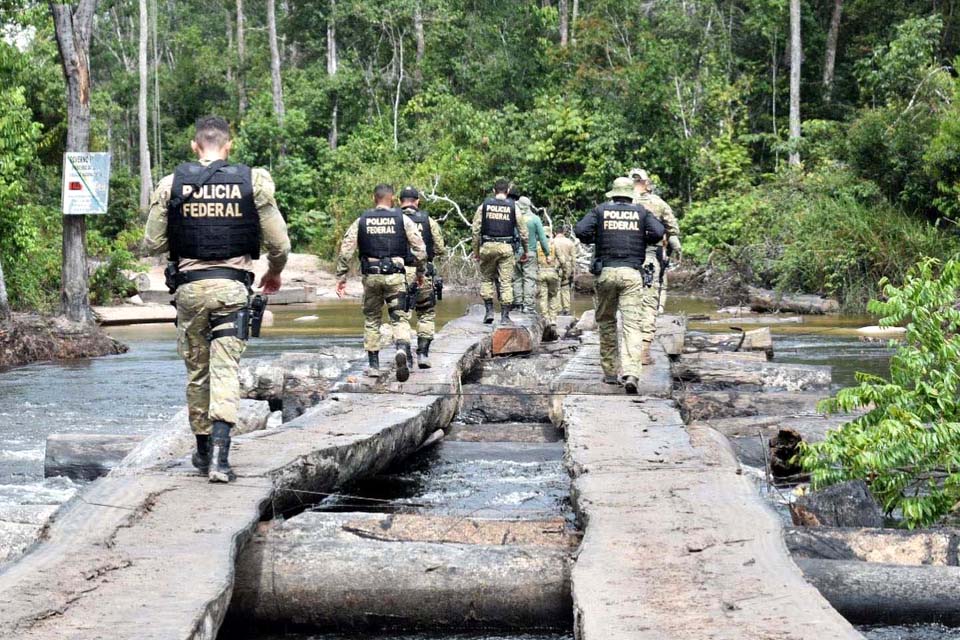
xmin=677 ymin=390 xmax=824 ymax=422
xmin=673 ymin=353 xmax=831 ymax=392
xmin=789 ymin=0 xmax=801 ymax=166
xmin=51 ymin=1 xmax=97 ymax=325
xmin=747 ymin=287 xmax=840 ymax=315
xmin=229 ymin=512 xmax=574 ymax=630
xmin=790 ymin=479 xmax=884 ymax=528
xmin=693 ymin=413 xmax=853 ymax=441
xmin=795 ymin=558 xmax=960 ymax=625
xmin=785 ymin=526 xmax=960 ymax=566
xmin=138 ymin=0 xmax=151 ymax=212
xmin=266 ymin=0 xmax=285 ymax=128
xmin=0 ymin=257 xmax=9 ymax=321
xmin=822 ymin=0 xmax=843 ymax=102
xmin=684 ymin=328 xmax=773 ymax=358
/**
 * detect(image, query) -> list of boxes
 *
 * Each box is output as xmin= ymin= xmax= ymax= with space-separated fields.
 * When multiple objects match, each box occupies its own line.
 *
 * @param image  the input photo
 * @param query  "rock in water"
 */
xmin=791 ymin=479 xmax=884 ymax=527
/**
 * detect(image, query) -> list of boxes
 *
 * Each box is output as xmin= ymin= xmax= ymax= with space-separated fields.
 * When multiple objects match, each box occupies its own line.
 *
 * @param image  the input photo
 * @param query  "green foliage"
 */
xmin=855 ymin=16 xmax=943 ymax=105
xmin=801 ymin=259 xmax=960 ymax=528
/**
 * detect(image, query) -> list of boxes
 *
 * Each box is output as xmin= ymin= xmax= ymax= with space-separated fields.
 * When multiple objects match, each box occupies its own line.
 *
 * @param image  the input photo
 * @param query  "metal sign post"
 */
xmin=61 ymin=152 xmax=111 ymax=215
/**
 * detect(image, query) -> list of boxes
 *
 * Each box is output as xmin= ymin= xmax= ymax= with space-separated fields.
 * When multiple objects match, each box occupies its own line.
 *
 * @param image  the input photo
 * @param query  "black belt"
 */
xmin=482 ymin=236 xmax=515 ymax=243
xmin=176 ymin=268 xmax=253 ymax=288
xmin=362 ymin=259 xmax=405 ymax=275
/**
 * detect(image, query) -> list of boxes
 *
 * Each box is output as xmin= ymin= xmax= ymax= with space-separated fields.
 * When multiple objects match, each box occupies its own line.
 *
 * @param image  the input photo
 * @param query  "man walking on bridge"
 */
xmin=574 ymin=177 xmax=664 ymax=394
xmin=511 ymin=196 xmax=549 ymax=314
xmin=144 ymin=116 xmax=291 ymax=483
xmin=399 ymin=186 xmax=446 ymax=369
xmin=552 ymin=223 xmax=577 ymax=315
xmin=336 ymin=184 xmax=427 ymax=381
xmin=631 ymin=168 xmax=682 ymax=365
xmin=472 ymin=179 xmax=529 ymax=325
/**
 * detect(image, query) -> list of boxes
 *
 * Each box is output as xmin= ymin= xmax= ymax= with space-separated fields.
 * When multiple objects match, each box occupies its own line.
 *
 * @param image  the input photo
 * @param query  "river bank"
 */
xmin=0 ymin=314 xmax=127 ymax=371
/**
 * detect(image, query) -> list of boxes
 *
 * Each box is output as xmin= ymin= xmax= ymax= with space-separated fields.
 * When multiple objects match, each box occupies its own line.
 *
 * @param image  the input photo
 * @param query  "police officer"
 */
xmin=630 ymin=168 xmax=682 ymax=365
xmin=574 ymin=177 xmax=664 ymax=394
xmin=536 ymin=227 xmax=561 ymax=342
xmin=472 ymin=179 xmax=529 ymax=324
xmin=399 ymin=186 xmax=446 ymax=369
xmin=144 ymin=116 xmax=290 ymax=483
xmin=552 ymin=223 xmax=577 ymax=315
xmin=336 ymin=184 xmax=427 ymax=381
xmin=512 ymin=196 xmax=550 ymax=314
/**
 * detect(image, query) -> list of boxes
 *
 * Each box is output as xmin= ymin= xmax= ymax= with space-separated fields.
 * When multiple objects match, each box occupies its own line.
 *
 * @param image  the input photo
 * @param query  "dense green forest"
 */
xmin=3 ymin=0 xmax=960 ymax=312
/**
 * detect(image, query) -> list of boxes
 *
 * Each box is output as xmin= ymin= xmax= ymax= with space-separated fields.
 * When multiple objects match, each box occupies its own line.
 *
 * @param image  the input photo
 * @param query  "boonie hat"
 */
xmin=517 ymin=196 xmax=533 ymax=208
xmin=629 ymin=168 xmax=650 ymax=181
xmin=605 ymin=177 xmax=636 ymax=200
xmin=399 ymin=186 xmax=419 ymax=200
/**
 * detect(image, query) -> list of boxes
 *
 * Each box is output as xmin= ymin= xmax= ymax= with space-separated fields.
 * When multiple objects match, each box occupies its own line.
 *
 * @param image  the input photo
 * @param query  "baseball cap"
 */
xmin=399 ymin=186 xmax=419 ymax=200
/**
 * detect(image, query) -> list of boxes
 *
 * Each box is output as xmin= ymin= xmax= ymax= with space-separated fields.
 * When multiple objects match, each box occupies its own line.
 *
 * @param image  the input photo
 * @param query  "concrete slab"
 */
xmin=560 ymin=376 xmax=863 ymax=638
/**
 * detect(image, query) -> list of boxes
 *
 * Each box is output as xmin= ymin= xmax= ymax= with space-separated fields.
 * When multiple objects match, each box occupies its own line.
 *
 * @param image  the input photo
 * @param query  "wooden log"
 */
xmin=230 ymin=512 xmax=574 ymax=630
xmin=92 ymin=304 xmax=177 ymax=326
xmin=674 ymin=354 xmax=831 ymax=392
xmin=700 ymin=314 xmax=803 ymax=326
xmin=677 ymin=390 xmax=825 ymax=422
xmin=684 ymin=328 xmax=773 ymax=358
xmin=44 ymin=434 xmax=146 ymax=481
xmin=446 ymin=422 xmax=562 ymax=443
xmin=747 ymin=286 xmax=840 ymax=315
xmin=795 ymin=558 xmax=960 ymax=625
xmin=492 ymin=321 xmax=541 ymax=355
xmin=791 ymin=480 xmax=884 ymax=528
xmin=693 ymin=413 xmax=853 ymax=440
xmin=785 ymin=527 xmax=959 ymax=566
xmin=459 ymin=384 xmax=552 ymax=423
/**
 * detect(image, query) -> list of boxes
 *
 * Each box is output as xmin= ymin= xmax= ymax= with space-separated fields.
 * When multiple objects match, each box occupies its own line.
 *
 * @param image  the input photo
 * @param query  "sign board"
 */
xmin=61 ymin=152 xmax=111 ymax=215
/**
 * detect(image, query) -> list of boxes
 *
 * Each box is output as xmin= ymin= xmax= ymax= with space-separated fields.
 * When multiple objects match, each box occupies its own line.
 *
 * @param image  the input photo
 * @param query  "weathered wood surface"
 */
xmin=786 ymin=527 xmax=960 ymax=566
xmin=0 ymin=307 xmax=494 ymax=640
xmin=747 ymin=286 xmax=840 ymax=315
xmin=674 ymin=352 xmax=832 ymax=391
xmin=459 ymin=384 xmax=553 ymax=423
xmin=656 ymin=314 xmax=687 ymax=357
xmin=684 ymin=328 xmax=774 ymax=358
xmin=791 ymin=480 xmax=885 ymax=528
xmin=693 ymin=413 xmax=853 ymax=440
xmin=561 ymin=351 xmax=861 ymax=638
xmin=677 ymin=390 xmax=825 ymax=422
xmin=492 ymin=318 xmax=542 ymax=355
xmin=139 ymin=286 xmax=317 ymax=306
xmin=700 ymin=314 xmax=804 ymax=326
xmin=796 ymin=558 xmax=960 ymax=625
xmin=93 ymin=303 xmax=177 ymax=325
xmin=230 ymin=512 xmax=574 ymax=629
xmin=446 ymin=421 xmax=562 ymax=443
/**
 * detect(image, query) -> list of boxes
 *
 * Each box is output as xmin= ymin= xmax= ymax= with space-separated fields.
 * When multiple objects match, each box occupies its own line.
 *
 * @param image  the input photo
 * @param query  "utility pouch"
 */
xmin=404 ymin=282 xmax=419 ymax=312
xmin=591 ymin=258 xmax=604 ymax=276
xmin=234 ymin=308 xmax=251 ymax=341
xmin=642 ymin=262 xmax=656 ymax=288
xmin=434 ymin=276 xmax=444 ymax=302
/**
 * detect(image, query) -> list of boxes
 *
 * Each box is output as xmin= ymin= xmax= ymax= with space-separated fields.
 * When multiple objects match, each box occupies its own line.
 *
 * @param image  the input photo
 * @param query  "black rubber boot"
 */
xmin=209 ymin=420 xmax=235 ymax=483
xmin=395 ymin=342 xmax=411 ymax=382
xmin=543 ymin=325 xmax=559 ymax=342
xmin=191 ymin=434 xmax=211 ymax=475
xmin=602 ymin=374 xmax=620 ymax=385
xmin=500 ymin=306 xmax=513 ymax=325
xmin=483 ymin=299 xmax=495 ymax=324
xmin=624 ymin=376 xmax=639 ymax=395
xmin=417 ymin=336 xmax=432 ymax=369
xmin=365 ymin=351 xmax=381 ymax=378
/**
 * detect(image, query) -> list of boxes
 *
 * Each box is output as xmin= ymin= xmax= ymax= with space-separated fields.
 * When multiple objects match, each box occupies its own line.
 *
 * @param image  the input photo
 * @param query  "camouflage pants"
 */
xmin=362 ymin=273 xmax=411 ymax=351
xmin=512 ymin=256 xmax=539 ymax=311
xmin=479 ymin=242 xmax=515 ymax=306
xmin=594 ymin=267 xmax=654 ymax=380
xmin=559 ymin=271 xmax=573 ymax=313
xmin=405 ymin=267 xmax=437 ymax=339
xmin=537 ymin=266 xmax=560 ymax=327
xmin=176 ymin=279 xmax=249 ymax=436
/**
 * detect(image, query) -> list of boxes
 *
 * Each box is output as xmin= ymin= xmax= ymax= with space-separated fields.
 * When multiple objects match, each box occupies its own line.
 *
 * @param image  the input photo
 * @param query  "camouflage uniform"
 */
xmin=512 ymin=201 xmax=549 ymax=312
xmin=145 ymin=165 xmax=290 ymax=436
xmin=404 ymin=215 xmax=446 ymax=339
xmin=594 ymin=268 xmax=649 ymax=379
xmin=472 ymin=196 xmax=529 ymax=307
xmin=336 ymin=208 xmax=427 ymax=352
xmin=536 ymin=238 xmax=561 ymax=329
xmin=552 ymin=233 xmax=577 ymax=313
xmin=634 ymin=191 xmax=681 ymax=348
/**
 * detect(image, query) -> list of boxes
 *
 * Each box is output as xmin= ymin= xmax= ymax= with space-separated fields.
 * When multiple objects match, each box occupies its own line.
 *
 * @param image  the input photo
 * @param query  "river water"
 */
xmin=0 ymin=294 xmax=925 ymax=638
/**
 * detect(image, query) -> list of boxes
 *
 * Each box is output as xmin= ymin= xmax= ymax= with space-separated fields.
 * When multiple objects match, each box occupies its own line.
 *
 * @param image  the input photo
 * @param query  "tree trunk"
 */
xmin=266 ymin=0 xmax=285 ymax=128
xmin=138 ymin=0 xmax=151 ymax=212
xmin=822 ymin=0 xmax=843 ymax=102
xmin=785 ymin=526 xmax=960 ymax=566
xmin=327 ymin=0 xmax=338 ymax=149
xmin=224 ymin=4 xmax=233 ymax=83
xmin=558 ymin=0 xmax=568 ymax=47
xmin=230 ymin=512 xmax=574 ymax=629
xmin=571 ymin=0 xmax=578 ymax=43
xmin=0 ymin=256 xmax=10 ymax=321
xmin=413 ymin=1 xmax=424 ymax=86
xmin=151 ymin=0 xmax=161 ymax=179
xmin=51 ymin=1 xmax=97 ymax=325
xmin=236 ymin=0 xmax=247 ymax=116
xmin=788 ymin=0 xmax=801 ymax=166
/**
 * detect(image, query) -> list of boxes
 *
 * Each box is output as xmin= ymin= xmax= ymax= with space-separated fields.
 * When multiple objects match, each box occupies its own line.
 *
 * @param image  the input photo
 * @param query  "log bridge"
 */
xmin=0 ymin=307 xmax=866 ymax=639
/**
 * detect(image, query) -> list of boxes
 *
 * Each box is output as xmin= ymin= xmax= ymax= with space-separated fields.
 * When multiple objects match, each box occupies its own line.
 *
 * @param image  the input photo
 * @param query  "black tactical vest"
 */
xmin=358 ymin=208 xmax=409 ymax=269
xmin=403 ymin=207 xmax=435 ymax=264
xmin=480 ymin=197 xmax=517 ymax=239
xmin=167 ymin=162 xmax=259 ymax=261
xmin=595 ymin=202 xmax=650 ymax=270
